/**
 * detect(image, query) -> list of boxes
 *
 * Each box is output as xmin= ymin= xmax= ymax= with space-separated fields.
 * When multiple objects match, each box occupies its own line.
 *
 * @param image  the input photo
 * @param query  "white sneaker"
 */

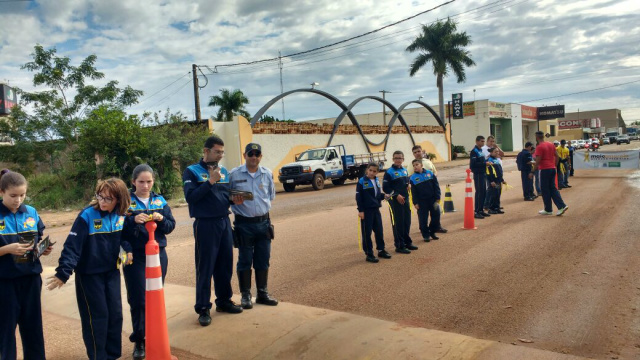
xmin=556 ymin=206 xmax=569 ymax=216
xmin=538 ymin=210 xmax=553 ymax=215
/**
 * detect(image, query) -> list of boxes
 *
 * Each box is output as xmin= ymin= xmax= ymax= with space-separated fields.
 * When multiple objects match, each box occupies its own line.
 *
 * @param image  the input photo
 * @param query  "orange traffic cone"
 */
xmin=463 ymin=169 xmax=477 ymax=230
xmin=145 ymin=221 xmax=178 ymax=360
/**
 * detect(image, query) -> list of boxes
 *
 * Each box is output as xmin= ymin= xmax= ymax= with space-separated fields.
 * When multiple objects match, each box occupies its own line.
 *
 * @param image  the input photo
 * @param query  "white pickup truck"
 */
xmin=278 ymin=145 xmax=386 ymax=192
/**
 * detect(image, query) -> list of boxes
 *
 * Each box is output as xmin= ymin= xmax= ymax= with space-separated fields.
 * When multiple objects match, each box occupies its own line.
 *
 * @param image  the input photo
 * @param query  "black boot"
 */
xmin=132 ymin=341 xmax=145 ymax=359
xmin=238 ymin=269 xmax=253 ymax=309
xmin=255 ymin=269 xmax=278 ymax=306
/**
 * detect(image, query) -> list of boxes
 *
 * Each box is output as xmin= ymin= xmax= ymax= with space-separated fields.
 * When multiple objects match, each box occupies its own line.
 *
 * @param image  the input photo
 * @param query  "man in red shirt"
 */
xmin=528 ymin=131 xmax=569 ymax=216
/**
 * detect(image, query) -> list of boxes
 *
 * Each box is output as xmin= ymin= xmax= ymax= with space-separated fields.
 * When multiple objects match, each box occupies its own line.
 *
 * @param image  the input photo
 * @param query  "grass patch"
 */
xmin=27 ymin=173 xmax=88 ymax=210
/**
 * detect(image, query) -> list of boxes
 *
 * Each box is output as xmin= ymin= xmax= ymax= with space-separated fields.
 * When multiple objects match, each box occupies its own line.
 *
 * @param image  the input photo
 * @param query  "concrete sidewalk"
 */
xmin=41 ymin=267 xmax=590 ymax=360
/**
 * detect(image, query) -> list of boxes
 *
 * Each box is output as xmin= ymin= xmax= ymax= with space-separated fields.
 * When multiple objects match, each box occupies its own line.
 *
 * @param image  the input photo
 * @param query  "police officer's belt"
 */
xmin=235 ymin=213 xmax=269 ymax=223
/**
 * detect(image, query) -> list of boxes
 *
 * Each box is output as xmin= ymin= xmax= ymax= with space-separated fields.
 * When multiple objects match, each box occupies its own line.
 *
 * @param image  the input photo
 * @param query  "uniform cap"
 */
xmin=245 ymin=143 xmax=261 ymax=154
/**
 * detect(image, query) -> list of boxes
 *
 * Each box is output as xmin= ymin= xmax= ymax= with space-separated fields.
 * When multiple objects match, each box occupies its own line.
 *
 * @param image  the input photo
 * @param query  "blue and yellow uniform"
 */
xmin=469 ymin=145 xmax=487 ymax=215
xmin=0 ymin=203 xmax=46 ymax=360
xmin=382 ymin=165 xmax=413 ymax=250
xmin=355 ymin=176 xmax=387 ymax=257
xmin=122 ymin=191 xmax=175 ymax=345
xmin=183 ymin=159 xmax=234 ymax=315
xmin=516 ymin=148 xmax=534 ymax=199
xmin=55 ymin=205 xmax=130 ymax=360
xmin=410 ymin=170 xmax=441 ymax=240
xmin=486 ymin=157 xmax=504 ymax=211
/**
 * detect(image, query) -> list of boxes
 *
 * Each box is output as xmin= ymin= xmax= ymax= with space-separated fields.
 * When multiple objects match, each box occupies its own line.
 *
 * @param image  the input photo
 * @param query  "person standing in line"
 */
xmin=481 ymin=136 xmax=504 ymax=211
xmin=470 ymin=136 xmax=490 ymax=219
xmin=0 ymin=171 xmax=53 ymax=360
xmin=183 ymin=136 xmax=243 ymax=327
xmin=355 ymin=163 xmax=392 ymax=263
xmin=383 ymin=151 xmax=418 ymax=254
xmin=486 ymin=148 xmax=505 ymax=214
xmin=123 ymin=164 xmax=176 ymax=360
xmin=556 ymin=140 xmax=571 ymax=188
xmin=568 ymin=141 xmax=575 ymax=177
xmin=410 ymin=159 xmax=441 ymax=242
xmin=410 ymin=145 xmax=447 ymax=233
xmin=47 ymin=178 xmax=132 ymax=360
xmin=531 ymin=146 xmax=541 ymax=197
xmin=529 ymin=131 xmax=569 ymax=216
xmin=516 ymin=142 xmax=536 ymax=201
xmin=229 ymin=143 xmax=279 ymax=309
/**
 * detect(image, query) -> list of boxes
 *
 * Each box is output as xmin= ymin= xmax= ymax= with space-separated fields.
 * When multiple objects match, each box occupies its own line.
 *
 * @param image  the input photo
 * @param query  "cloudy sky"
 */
xmin=1 ymin=0 xmax=639 ymax=125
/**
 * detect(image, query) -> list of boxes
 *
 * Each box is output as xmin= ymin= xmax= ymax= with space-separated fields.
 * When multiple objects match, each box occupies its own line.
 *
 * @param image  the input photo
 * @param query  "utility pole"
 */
xmin=192 ymin=64 xmax=202 ymax=122
xmin=379 ymin=90 xmax=390 ymax=126
xmin=279 ymin=51 xmax=285 ymax=121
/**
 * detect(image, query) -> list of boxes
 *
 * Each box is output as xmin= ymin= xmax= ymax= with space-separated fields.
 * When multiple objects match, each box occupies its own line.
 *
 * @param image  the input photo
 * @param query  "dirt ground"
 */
xmin=34 ymin=144 xmax=640 ymax=359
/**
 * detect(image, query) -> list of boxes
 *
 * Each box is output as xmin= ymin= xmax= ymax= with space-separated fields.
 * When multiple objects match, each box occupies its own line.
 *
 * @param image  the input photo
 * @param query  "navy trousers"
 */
xmin=194 ymin=217 xmax=233 ymax=313
xmin=520 ymin=171 xmax=534 ymax=198
xmin=417 ymin=200 xmax=440 ymax=239
xmin=0 ymin=274 xmax=45 ymax=360
xmin=75 ymin=270 xmax=122 ymax=360
xmin=123 ymin=247 xmax=168 ymax=343
xmin=487 ymin=184 xmax=501 ymax=210
xmin=235 ymin=219 xmax=272 ymax=271
xmin=540 ymin=168 xmax=566 ymax=212
xmin=389 ymin=199 xmax=412 ymax=249
xmin=360 ymin=208 xmax=386 ymax=256
xmin=473 ymin=172 xmax=486 ymax=213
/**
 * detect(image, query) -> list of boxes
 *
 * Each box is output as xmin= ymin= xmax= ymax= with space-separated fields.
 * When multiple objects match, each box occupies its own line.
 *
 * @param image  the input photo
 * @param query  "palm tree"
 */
xmin=406 ymin=18 xmax=475 ymax=123
xmin=208 ymin=88 xmax=250 ymax=122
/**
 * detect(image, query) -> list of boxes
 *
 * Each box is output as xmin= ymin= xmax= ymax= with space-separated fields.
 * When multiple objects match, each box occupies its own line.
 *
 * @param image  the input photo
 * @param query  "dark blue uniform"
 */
xmin=183 ymin=159 xmax=234 ymax=314
xmin=55 ymin=206 xmax=130 ymax=360
xmin=355 ymin=176 xmax=386 ymax=257
xmin=516 ymin=149 xmax=534 ymax=199
xmin=469 ymin=146 xmax=487 ymax=214
xmin=122 ymin=191 xmax=175 ymax=344
xmin=409 ymin=170 xmax=441 ymax=239
xmin=0 ymin=203 xmax=46 ymax=360
xmin=382 ymin=165 xmax=413 ymax=249
xmin=486 ymin=157 xmax=504 ymax=211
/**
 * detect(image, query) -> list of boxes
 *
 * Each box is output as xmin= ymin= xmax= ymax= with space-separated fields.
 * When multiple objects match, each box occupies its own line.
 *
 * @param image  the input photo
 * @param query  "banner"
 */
xmin=0 ymin=84 xmax=18 ymax=115
xmin=489 ymin=101 xmax=510 ymax=118
xmin=537 ymin=105 xmax=565 ymax=120
xmin=452 ymin=93 xmax=463 ymax=119
xmin=445 ymin=101 xmax=475 ymax=117
xmin=521 ymin=105 xmax=537 ymax=120
xmin=573 ymin=150 xmax=640 ymax=169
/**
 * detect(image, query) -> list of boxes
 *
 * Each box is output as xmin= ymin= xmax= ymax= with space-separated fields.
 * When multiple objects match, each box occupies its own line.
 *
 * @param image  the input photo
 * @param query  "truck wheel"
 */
xmin=283 ymin=183 xmax=296 ymax=192
xmin=312 ymin=173 xmax=325 ymax=190
xmin=331 ymin=177 xmax=346 ymax=186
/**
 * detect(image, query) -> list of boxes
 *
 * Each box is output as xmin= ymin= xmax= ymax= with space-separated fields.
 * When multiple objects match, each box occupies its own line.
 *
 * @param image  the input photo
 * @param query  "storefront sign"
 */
xmin=537 ymin=105 xmax=565 ymax=120
xmin=452 ymin=93 xmax=463 ymax=119
xmin=521 ymin=105 xmax=537 ymax=120
xmin=446 ymin=101 xmax=475 ymax=117
xmin=0 ymin=84 xmax=18 ymax=115
xmin=489 ymin=101 xmax=510 ymax=118
xmin=558 ymin=119 xmax=583 ymax=129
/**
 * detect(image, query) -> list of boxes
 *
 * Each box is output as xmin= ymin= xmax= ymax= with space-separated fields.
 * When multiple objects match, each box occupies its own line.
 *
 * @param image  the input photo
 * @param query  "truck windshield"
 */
xmin=298 ymin=149 xmax=326 ymax=161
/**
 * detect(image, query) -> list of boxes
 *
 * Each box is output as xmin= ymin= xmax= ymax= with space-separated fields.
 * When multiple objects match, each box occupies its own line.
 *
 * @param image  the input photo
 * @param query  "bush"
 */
xmin=27 ymin=173 xmax=87 ymax=210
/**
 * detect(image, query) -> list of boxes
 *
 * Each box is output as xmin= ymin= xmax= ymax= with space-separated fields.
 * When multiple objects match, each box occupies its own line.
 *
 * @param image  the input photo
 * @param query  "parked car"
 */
xmin=570 ymin=140 xmax=579 ymax=148
xmin=603 ymin=138 xmax=610 ymax=145
xmin=629 ymin=134 xmax=639 ymax=141
xmin=617 ymin=135 xmax=630 ymax=145
xmin=577 ymin=140 xmax=586 ymax=149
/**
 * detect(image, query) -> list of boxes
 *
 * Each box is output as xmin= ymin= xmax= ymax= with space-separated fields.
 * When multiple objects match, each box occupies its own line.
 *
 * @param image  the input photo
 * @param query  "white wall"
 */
xmin=511 ymin=104 xmax=524 ymax=151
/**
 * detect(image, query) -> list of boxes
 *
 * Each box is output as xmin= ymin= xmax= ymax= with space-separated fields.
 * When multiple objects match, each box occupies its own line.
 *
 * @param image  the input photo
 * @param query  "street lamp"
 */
xmin=418 ymin=96 xmax=424 ymax=102
xmin=310 ymin=82 xmax=319 ymax=89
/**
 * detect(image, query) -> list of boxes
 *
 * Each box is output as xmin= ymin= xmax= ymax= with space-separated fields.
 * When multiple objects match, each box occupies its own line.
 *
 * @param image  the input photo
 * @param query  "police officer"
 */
xmin=183 ymin=136 xmax=242 ymax=327
xmin=229 ymin=143 xmax=278 ymax=309
xmin=470 ymin=136 xmax=490 ymax=219
xmin=383 ymin=150 xmax=418 ymax=254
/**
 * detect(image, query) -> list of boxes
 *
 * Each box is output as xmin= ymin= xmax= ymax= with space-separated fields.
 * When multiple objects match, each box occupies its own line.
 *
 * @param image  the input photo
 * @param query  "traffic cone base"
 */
xmin=443 ymin=184 xmax=456 ymax=213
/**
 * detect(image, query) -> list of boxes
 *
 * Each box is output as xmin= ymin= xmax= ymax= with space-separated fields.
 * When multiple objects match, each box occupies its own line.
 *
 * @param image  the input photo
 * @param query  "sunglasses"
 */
xmin=247 ymin=151 xmax=261 ymax=157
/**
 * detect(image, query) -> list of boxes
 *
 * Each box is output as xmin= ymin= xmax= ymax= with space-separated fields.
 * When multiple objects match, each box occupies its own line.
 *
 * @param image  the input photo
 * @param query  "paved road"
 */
xmin=36 ymin=142 xmax=640 ymax=359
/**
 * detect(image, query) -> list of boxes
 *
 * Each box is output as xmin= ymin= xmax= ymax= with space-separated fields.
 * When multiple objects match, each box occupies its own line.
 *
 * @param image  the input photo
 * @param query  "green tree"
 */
xmin=208 ymin=88 xmax=250 ymax=122
xmin=406 ymin=18 xmax=476 ymax=124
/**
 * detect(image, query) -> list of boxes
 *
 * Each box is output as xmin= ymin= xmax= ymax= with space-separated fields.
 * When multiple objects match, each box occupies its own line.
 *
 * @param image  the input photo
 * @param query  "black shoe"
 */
xmin=133 ymin=341 xmax=145 ymax=360
xmin=255 ymin=269 xmax=279 ymax=306
xmin=198 ymin=309 xmax=211 ymax=326
xmin=436 ymin=227 xmax=448 ymax=233
xmin=565 ymin=185 xmax=572 ymax=188
xmin=406 ymin=244 xmax=418 ymax=250
xmin=423 ymin=238 xmax=431 ymax=243
xmin=524 ymin=197 xmax=534 ymax=201
xmin=366 ymin=255 xmax=379 ymax=263
xmin=395 ymin=248 xmax=411 ymax=254
xmin=480 ymin=212 xmax=491 ymax=217
xmin=430 ymin=233 xmax=439 ymax=240
xmin=496 ymin=210 xmax=505 ymax=214
xmin=216 ymin=301 xmax=243 ymax=314
xmin=378 ymin=250 xmax=392 ymax=259
xmin=474 ymin=213 xmax=485 ymax=219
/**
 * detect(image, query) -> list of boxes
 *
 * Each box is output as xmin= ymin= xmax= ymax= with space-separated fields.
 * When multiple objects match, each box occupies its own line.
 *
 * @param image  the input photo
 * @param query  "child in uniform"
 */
xmin=47 ymin=178 xmax=132 ymax=360
xmin=0 ymin=171 xmax=52 ymax=360
xmin=123 ymin=165 xmax=175 ymax=359
xmin=355 ymin=163 xmax=392 ymax=263
xmin=486 ymin=148 xmax=506 ymax=214
xmin=410 ymin=159 xmax=442 ymax=242
xmin=383 ymin=151 xmax=417 ymax=254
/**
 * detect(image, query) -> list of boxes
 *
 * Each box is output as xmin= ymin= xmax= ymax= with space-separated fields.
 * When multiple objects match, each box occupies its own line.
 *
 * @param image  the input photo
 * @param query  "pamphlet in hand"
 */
xmin=32 ymin=235 xmax=55 ymax=260
xmin=230 ymin=189 xmax=254 ymax=201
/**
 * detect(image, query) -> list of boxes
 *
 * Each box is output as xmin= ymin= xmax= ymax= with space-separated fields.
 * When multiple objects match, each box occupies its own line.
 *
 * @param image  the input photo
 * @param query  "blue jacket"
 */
xmin=355 ymin=176 xmax=384 ymax=211
xmin=123 ymin=191 xmax=175 ymax=249
xmin=382 ymin=165 xmax=409 ymax=197
xmin=0 ymin=203 xmax=45 ymax=279
xmin=410 ymin=170 xmax=441 ymax=204
xmin=516 ymin=149 xmax=533 ymax=172
xmin=183 ymin=159 xmax=232 ymax=218
xmin=55 ymin=206 xmax=130 ymax=283
xmin=486 ymin=157 xmax=504 ymax=183
xmin=469 ymin=146 xmax=486 ymax=174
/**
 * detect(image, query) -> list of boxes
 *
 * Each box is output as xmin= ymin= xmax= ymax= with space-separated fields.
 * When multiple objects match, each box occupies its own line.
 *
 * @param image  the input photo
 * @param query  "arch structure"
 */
xmin=249 ymin=89 xmax=444 ymax=152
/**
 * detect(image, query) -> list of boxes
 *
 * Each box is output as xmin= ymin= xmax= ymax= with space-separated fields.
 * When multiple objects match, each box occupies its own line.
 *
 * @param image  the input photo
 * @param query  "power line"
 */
xmin=516 ymin=79 xmax=640 ymax=103
xmin=144 ymin=78 xmax=193 ymax=112
xmin=137 ymin=71 xmax=191 ymax=104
